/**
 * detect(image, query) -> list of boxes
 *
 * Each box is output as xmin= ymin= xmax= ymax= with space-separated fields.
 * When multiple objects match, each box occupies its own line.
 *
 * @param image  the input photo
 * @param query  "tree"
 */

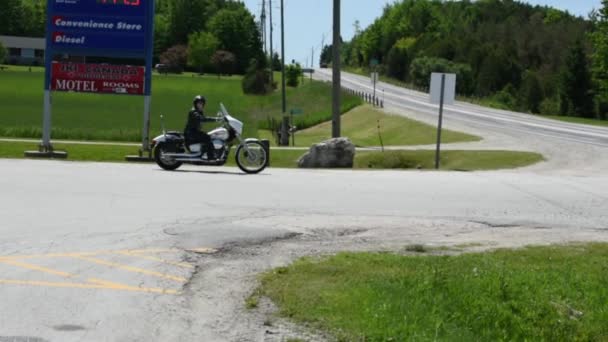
xmin=0 ymin=0 xmax=23 ymax=35
xmin=242 ymin=58 xmax=272 ymax=94
xmin=154 ymin=14 xmax=171 ymax=61
xmin=159 ymin=45 xmax=188 ymax=73
xmin=208 ymin=6 xmax=264 ymax=74
xmin=0 ymin=42 xmax=6 ymax=64
xmin=285 ymin=63 xmax=302 ymax=87
xmin=591 ymin=0 xmax=608 ymax=117
xmin=558 ymin=41 xmax=595 ymax=117
xmin=386 ymin=38 xmax=416 ymax=81
xmin=167 ymin=0 xmax=220 ymax=44
xmin=272 ymin=52 xmax=282 ymax=71
xmin=319 ymin=45 xmax=332 ymax=67
xmin=211 ymin=50 xmax=236 ymax=78
xmin=188 ymin=32 xmax=219 ymax=73
xmin=520 ymin=71 xmax=544 ymax=113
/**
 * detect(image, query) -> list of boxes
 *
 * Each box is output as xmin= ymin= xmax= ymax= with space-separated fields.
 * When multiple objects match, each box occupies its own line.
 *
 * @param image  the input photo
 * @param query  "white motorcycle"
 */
xmin=151 ymin=103 xmax=268 ymax=174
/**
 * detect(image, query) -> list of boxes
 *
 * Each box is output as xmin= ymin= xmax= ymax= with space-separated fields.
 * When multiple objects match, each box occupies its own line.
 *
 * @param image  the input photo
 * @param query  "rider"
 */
xmin=184 ymin=95 xmax=220 ymax=160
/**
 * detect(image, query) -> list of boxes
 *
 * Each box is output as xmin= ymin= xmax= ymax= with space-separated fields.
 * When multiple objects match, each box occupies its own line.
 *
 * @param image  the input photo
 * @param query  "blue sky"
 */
xmin=241 ymin=0 xmax=603 ymax=65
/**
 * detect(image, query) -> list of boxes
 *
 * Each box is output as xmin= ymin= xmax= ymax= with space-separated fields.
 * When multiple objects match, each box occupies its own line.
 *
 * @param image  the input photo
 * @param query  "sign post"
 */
xmin=289 ymin=108 xmax=303 ymax=146
xmin=371 ymin=72 xmax=379 ymax=103
xmin=26 ymin=0 xmax=155 ymax=159
xmin=429 ymin=73 xmax=456 ymax=169
xmin=370 ymin=58 xmax=379 ymax=105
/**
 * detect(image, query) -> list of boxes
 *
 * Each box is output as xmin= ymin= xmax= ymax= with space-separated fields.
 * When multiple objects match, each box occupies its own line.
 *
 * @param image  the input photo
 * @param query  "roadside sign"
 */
xmin=290 ymin=108 xmax=304 ymax=115
xmin=430 ymin=73 xmax=456 ymax=105
xmin=51 ymin=62 xmax=145 ymax=95
xmin=35 ymin=0 xmax=156 ymax=157
xmin=429 ymin=72 xmax=457 ymax=169
xmin=370 ymin=58 xmax=379 ymax=67
xmin=302 ymin=68 xmax=315 ymax=74
xmin=48 ymin=0 xmax=153 ymax=58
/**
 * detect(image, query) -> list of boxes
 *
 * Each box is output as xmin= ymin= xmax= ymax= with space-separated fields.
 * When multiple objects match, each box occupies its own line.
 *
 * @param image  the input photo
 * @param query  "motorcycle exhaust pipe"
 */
xmin=163 ymin=152 xmax=201 ymax=158
xmin=175 ymin=157 xmax=205 ymax=162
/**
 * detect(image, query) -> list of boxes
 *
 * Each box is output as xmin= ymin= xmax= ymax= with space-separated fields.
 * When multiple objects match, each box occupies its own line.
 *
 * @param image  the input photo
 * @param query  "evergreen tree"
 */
xmin=559 ymin=41 xmax=594 ymax=117
xmin=591 ymin=0 xmax=608 ymax=117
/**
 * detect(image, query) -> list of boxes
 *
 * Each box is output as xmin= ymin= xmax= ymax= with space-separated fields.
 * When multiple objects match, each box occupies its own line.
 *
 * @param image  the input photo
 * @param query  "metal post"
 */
xmin=280 ymin=0 xmax=288 ymax=146
xmin=141 ymin=1 xmax=155 ymax=156
xmin=332 ymin=0 xmax=341 ymax=138
xmin=269 ymin=0 xmax=273 ymax=84
xmin=372 ymin=71 xmax=376 ymax=103
xmin=291 ymin=111 xmax=295 ymax=146
xmin=41 ymin=22 xmax=53 ymax=152
xmin=435 ymin=74 xmax=446 ymax=170
xmin=41 ymin=90 xmax=52 ymax=151
xmin=142 ymin=96 xmax=151 ymax=154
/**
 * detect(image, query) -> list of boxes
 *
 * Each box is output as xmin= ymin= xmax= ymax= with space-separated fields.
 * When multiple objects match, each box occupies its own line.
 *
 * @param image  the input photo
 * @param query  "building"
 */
xmin=0 ymin=35 xmax=45 ymax=65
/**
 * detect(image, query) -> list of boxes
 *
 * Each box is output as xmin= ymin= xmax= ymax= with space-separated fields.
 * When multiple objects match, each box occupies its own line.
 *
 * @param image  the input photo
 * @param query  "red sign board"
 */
xmin=50 ymin=62 xmax=145 ymax=95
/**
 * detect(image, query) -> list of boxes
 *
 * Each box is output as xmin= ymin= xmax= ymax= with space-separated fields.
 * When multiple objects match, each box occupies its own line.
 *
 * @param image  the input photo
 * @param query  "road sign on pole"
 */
xmin=26 ymin=0 xmax=155 ymax=159
xmin=429 ymin=73 xmax=457 ymax=169
xmin=371 ymin=72 xmax=379 ymax=102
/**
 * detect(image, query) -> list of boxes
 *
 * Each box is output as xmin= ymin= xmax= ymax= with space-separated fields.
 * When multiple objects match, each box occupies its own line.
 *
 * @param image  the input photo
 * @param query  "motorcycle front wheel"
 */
xmin=235 ymin=141 xmax=268 ymax=174
xmin=154 ymin=143 xmax=183 ymax=171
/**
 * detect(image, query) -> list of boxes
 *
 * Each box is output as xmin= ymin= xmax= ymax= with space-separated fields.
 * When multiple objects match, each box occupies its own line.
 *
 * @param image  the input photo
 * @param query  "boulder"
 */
xmin=298 ymin=138 xmax=356 ymax=168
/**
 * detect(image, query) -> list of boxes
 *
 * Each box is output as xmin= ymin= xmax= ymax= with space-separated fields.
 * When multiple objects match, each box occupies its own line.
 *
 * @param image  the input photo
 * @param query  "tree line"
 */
xmin=322 ymin=0 xmax=608 ymax=120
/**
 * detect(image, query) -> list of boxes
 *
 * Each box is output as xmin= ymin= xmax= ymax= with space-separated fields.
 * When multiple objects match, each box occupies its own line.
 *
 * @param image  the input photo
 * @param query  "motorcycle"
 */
xmin=151 ymin=103 xmax=268 ymax=174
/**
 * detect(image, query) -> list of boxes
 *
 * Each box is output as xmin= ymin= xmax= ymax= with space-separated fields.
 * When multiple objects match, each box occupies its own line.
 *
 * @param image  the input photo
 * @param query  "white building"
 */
xmin=0 ymin=35 xmax=45 ymax=65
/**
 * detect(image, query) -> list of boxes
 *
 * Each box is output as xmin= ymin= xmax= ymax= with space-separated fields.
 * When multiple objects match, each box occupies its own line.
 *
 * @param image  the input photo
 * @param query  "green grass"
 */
xmin=0 ymin=142 xmax=542 ymax=170
xmin=257 ymin=244 xmax=608 ymax=341
xmin=0 ymin=68 xmax=361 ymax=141
xmin=0 ymin=141 xmax=306 ymax=167
xmin=260 ymin=105 xmax=479 ymax=147
xmin=541 ymin=115 xmax=608 ymax=127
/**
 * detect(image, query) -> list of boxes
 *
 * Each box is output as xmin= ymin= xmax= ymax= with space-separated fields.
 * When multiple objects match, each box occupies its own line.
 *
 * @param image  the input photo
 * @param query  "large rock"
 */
xmin=298 ymin=138 xmax=356 ymax=168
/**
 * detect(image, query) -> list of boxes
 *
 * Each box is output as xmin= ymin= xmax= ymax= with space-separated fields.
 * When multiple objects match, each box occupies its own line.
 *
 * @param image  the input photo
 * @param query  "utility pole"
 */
xmin=280 ymin=0 xmax=289 ymax=146
xmin=332 ymin=0 xmax=341 ymax=138
xmin=261 ymin=0 xmax=267 ymax=55
xmin=269 ymin=0 xmax=274 ymax=84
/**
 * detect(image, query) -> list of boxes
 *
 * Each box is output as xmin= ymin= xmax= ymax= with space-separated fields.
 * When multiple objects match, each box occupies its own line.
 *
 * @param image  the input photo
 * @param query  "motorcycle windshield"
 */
xmin=220 ymin=103 xmax=243 ymax=135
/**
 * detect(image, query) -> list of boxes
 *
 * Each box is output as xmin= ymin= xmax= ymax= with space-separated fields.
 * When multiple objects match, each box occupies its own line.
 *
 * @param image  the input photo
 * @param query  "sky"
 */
xmin=240 ymin=0 xmax=603 ymax=66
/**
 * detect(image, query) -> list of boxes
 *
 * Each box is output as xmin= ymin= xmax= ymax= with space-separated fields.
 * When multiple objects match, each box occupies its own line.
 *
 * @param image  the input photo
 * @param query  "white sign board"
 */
xmin=430 ymin=73 xmax=456 ymax=105
xmin=371 ymin=72 xmax=379 ymax=84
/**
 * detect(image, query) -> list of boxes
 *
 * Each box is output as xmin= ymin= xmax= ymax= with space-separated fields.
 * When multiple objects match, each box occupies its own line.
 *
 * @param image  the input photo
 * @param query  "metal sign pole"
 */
xmin=435 ymin=74 xmax=446 ymax=170
xmin=373 ymin=72 xmax=377 ymax=104
xmin=41 ymin=3 xmax=53 ymax=152
xmin=141 ymin=0 xmax=155 ymax=157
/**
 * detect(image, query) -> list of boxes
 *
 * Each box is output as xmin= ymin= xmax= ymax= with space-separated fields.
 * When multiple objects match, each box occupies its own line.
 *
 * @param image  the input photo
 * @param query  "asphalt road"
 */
xmin=314 ymin=69 xmax=608 ymax=148
xmin=1 ymin=159 xmax=607 ymax=341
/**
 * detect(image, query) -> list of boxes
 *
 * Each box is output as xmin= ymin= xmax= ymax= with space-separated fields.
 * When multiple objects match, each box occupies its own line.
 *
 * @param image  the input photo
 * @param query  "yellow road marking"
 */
xmin=71 ymin=255 xmax=187 ymax=282
xmin=0 ymin=247 xmax=217 ymax=261
xmin=0 ymin=279 xmax=179 ymax=294
xmin=0 ymin=259 xmax=74 ymax=278
xmin=120 ymin=248 xmax=180 ymax=254
xmin=115 ymin=251 xmax=194 ymax=269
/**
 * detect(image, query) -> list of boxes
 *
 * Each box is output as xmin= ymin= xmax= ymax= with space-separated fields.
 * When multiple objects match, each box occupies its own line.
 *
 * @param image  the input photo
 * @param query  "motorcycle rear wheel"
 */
xmin=154 ymin=143 xmax=183 ymax=171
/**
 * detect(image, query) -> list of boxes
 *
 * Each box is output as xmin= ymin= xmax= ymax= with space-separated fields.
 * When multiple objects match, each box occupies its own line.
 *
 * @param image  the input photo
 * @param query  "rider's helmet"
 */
xmin=193 ymin=95 xmax=206 ymax=108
